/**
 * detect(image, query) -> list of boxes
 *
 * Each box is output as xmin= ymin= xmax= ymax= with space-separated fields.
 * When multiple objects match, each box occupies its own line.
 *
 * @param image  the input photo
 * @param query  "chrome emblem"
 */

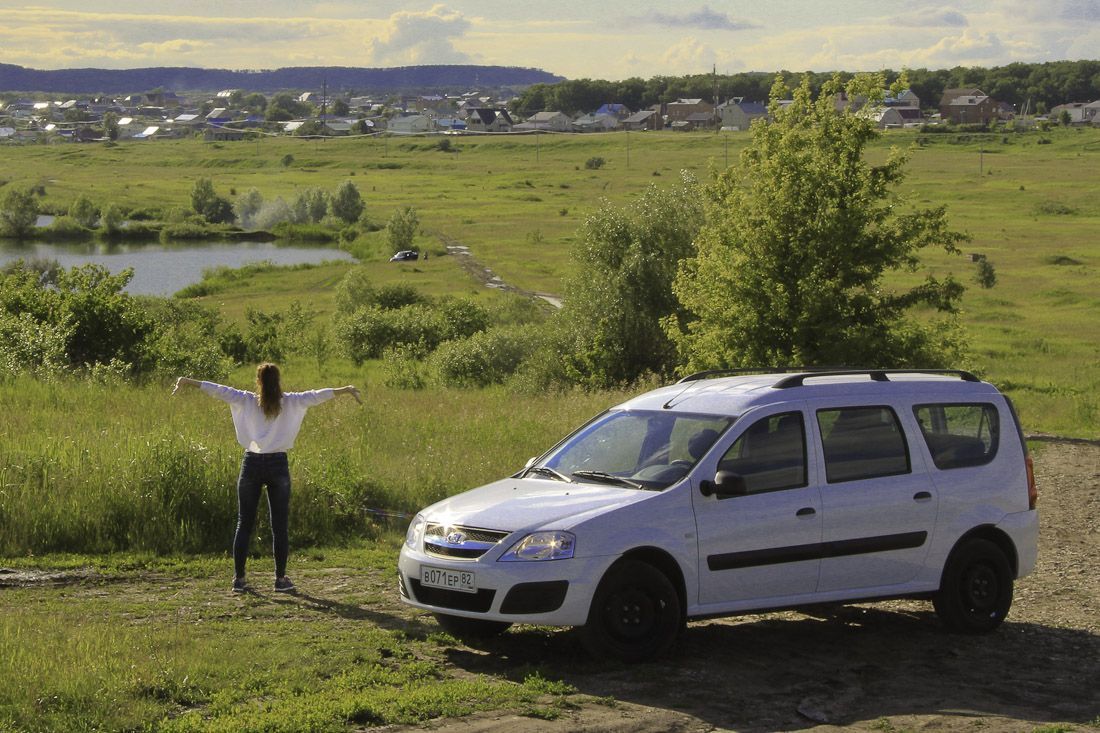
xmin=446 ymin=530 xmax=467 ymax=545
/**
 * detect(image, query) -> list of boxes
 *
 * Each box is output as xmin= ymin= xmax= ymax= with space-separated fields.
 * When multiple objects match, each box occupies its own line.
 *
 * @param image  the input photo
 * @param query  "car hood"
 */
xmin=420 ymin=477 xmax=652 ymax=532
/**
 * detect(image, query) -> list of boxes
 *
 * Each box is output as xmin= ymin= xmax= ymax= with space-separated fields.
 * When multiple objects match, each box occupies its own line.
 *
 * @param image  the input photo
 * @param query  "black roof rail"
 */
xmin=676 ymin=366 xmax=841 ymax=384
xmin=773 ymin=369 xmax=980 ymax=389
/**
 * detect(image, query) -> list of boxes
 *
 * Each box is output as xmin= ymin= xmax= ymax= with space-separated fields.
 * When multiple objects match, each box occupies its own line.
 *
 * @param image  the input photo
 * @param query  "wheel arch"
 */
xmin=617 ymin=546 xmax=688 ymax=623
xmin=947 ymin=525 xmax=1019 ymax=578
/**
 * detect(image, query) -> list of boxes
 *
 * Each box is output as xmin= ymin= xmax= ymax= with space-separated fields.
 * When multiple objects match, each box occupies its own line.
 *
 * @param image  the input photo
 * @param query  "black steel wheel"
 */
xmin=580 ymin=559 xmax=682 ymax=663
xmin=934 ymin=538 xmax=1014 ymax=633
xmin=433 ymin=613 xmax=512 ymax=639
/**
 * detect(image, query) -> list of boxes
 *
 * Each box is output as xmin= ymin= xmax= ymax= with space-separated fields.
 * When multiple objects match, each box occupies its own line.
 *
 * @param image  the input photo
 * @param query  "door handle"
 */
xmin=913 ymin=491 xmax=932 ymax=501
xmin=796 ymin=507 xmax=816 ymax=517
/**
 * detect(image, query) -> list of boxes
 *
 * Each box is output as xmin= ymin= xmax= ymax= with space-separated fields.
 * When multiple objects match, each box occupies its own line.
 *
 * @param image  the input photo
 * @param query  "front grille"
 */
xmin=424 ymin=523 xmax=509 ymax=560
xmin=409 ymin=579 xmax=496 ymax=612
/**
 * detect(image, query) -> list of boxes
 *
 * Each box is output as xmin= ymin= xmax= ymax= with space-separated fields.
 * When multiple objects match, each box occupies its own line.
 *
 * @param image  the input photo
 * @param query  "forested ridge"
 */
xmin=0 ymin=63 xmax=564 ymax=94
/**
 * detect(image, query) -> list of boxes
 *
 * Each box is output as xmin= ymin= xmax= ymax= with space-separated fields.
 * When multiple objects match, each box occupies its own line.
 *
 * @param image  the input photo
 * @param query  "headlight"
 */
xmin=405 ymin=514 xmax=426 ymax=549
xmin=499 ymin=531 xmax=576 ymax=561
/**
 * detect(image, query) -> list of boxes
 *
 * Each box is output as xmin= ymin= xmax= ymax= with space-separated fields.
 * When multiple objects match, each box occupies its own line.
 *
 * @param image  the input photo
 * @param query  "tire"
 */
xmin=933 ymin=538 xmax=1014 ymax=633
xmin=580 ymin=559 xmax=682 ymax=663
xmin=433 ymin=613 xmax=512 ymax=639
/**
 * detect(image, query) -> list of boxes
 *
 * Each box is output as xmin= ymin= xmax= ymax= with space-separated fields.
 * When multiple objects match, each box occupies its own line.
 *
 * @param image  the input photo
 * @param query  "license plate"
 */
xmin=421 ymin=565 xmax=477 ymax=594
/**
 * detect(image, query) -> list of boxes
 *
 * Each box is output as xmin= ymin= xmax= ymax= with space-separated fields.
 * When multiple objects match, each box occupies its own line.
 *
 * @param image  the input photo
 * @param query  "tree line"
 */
xmin=510 ymin=60 xmax=1100 ymax=115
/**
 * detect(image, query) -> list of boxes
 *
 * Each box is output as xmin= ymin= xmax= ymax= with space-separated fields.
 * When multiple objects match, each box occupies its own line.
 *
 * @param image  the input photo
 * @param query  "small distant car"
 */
xmin=398 ymin=369 xmax=1039 ymax=662
xmin=389 ymin=250 xmax=419 ymax=262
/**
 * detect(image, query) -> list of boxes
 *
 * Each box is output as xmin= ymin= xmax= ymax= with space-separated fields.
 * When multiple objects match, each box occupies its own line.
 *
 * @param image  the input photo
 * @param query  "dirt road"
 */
xmin=381 ymin=442 xmax=1100 ymax=733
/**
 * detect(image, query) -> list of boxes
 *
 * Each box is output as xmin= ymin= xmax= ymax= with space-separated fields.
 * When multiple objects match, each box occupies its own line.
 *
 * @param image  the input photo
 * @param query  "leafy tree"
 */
xmin=0 ymin=187 xmax=38 ymax=239
xmin=669 ymin=73 xmax=968 ymax=371
xmin=234 ymin=187 xmax=264 ymax=229
xmin=330 ymin=180 xmax=365 ymax=225
xmin=101 ymin=203 xmax=124 ymax=236
xmin=556 ymin=175 xmax=703 ymax=387
xmin=1059 ymin=109 xmax=1072 ymax=126
xmin=68 ymin=194 xmax=99 ymax=228
xmin=190 ymin=178 xmax=234 ymax=224
xmin=331 ymin=98 xmax=350 ymax=116
xmin=266 ymin=93 xmax=311 ymax=122
xmin=386 ymin=206 xmax=419 ymax=252
xmin=242 ymin=93 xmax=268 ymax=114
xmin=291 ymin=188 xmax=329 ymax=224
xmin=102 ymin=111 xmax=120 ymax=141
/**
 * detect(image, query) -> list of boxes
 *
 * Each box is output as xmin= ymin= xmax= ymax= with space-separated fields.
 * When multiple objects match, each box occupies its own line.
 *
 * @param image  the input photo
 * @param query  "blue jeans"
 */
xmin=234 ymin=452 xmax=291 ymax=578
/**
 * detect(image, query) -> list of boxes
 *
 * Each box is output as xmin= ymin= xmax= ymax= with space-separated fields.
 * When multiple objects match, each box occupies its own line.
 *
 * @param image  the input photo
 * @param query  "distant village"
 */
xmin=2 ymin=85 xmax=1099 ymax=144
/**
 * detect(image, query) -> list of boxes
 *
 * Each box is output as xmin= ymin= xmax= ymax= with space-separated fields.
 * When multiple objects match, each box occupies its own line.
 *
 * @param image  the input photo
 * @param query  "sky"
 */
xmin=1 ymin=0 xmax=1098 ymax=80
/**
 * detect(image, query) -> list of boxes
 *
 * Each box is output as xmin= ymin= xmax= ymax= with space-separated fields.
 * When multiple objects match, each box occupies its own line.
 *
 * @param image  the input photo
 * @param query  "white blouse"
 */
xmin=200 ymin=381 xmax=334 ymax=453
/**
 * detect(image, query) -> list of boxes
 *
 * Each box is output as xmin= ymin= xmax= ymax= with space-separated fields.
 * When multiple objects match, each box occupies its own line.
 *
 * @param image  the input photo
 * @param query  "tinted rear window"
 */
xmin=913 ymin=403 xmax=999 ymax=470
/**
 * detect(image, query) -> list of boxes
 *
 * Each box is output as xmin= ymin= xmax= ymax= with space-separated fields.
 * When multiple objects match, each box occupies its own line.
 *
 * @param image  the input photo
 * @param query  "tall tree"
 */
xmin=556 ymin=174 xmax=703 ymax=388
xmin=668 ymin=73 xmax=968 ymax=371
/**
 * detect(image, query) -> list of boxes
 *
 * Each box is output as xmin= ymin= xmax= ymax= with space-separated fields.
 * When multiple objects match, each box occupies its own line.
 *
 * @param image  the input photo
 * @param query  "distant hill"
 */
xmin=0 ymin=64 xmax=565 ymax=94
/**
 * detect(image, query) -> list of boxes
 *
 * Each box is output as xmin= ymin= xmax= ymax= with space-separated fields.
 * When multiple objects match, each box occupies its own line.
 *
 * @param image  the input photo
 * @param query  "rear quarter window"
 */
xmin=913 ymin=403 xmax=999 ymax=470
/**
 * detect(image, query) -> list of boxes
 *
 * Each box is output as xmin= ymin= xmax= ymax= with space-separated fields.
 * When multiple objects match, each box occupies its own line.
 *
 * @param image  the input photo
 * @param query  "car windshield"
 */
xmin=535 ymin=410 xmax=734 ymax=490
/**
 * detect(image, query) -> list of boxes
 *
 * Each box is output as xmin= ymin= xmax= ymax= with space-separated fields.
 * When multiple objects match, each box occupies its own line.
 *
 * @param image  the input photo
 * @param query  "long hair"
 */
xmin=256 ymin=362 xmax=282 ymax=419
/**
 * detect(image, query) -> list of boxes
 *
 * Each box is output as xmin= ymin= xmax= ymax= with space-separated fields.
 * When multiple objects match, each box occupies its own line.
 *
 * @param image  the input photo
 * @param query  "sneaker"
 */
xmin=274 ymin=576 xmax=296 ymax=593
xmin=232 ymin=577 xmax=248 ymax=593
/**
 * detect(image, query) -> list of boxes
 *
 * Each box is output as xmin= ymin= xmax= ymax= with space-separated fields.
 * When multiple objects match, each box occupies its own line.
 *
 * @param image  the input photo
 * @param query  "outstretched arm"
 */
xmin=172 ymin=376 xmax=201 ymax=395
xmin=333 ymin=385 xmax=363 ymax=405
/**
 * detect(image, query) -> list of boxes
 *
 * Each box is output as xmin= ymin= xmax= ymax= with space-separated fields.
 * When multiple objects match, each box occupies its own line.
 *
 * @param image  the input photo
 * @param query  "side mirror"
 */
xmin=524 ymin=456 xmax=537 ymax=469
xmin=701 ymin=470 xmax=747 ymax=498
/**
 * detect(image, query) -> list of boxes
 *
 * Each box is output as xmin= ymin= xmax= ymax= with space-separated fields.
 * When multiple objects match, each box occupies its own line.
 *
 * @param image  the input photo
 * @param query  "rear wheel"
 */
xmin=433 ymin=613 xmax=512 ymax=639
xmin=934 ymin=538 xmax=1013 ymax=633
xmin=580 ymin=559 xmax=681 ymax=663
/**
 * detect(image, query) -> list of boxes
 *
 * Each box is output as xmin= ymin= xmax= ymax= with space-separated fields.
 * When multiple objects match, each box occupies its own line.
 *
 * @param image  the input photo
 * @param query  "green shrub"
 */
xmin=585 ymin=156 xmax=606 ymax=170
xmin=45 ymin=215 xmax=93 ymax=241
xmin=68 ymin=194 xmax=99 ymax=228
xmin=335 ymin=304 xmax=441 ymax=364
xmin=430 ymin=325 xmax=537 ymax=387
xmin=374 ymin=283 xmax=428 ymax=310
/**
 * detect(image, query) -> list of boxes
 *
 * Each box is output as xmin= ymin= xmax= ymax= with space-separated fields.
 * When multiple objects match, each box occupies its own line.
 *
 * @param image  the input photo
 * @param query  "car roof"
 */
xmin=617 ymin=370 xmax=1002 ymax=417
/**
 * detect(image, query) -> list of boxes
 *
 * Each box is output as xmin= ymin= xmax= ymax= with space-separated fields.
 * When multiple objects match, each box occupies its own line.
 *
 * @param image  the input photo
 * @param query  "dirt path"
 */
xmin=379 ymin=442 xmax=1100 ymax=733
xmin=434 ymin=233 xmax=562 ymax=308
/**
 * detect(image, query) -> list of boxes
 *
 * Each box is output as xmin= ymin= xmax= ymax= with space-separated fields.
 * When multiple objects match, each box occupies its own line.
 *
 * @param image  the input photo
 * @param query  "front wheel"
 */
xmin=933 ymin=538 xmax=1014 ymax=633
xmin=580 ymin=559 xmax=682 ymax=663
xmin=433 ymin=613 xmax=512 ymax=640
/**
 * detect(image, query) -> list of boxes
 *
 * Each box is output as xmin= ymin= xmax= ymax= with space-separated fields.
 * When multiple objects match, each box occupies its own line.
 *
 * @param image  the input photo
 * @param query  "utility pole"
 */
xmin=320 ymin=78 xmax=327 ymax=141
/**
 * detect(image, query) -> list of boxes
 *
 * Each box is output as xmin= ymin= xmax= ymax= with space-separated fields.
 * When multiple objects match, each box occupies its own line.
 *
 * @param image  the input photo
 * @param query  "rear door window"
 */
xmin=913 ymin=403 xmax=999 ymax=469
xmin=817 ymin=406 xmax=910 ymax=483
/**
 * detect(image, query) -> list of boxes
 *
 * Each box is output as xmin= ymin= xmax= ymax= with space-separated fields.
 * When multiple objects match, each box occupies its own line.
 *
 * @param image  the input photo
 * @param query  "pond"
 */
xmin=0 ymin=239 xmax=356 ymax=296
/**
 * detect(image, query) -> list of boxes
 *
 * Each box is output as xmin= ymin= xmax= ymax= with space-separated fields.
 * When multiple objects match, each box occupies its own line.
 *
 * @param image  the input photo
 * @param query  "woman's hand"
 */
xmin=337 ymin=385 xmax=363 ymax=405
xmin=172 ymin=377 xmax=198 ymax=395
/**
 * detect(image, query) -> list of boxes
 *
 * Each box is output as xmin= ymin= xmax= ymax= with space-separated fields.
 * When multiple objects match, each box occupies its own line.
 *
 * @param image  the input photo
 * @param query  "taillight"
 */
xmin=1025 ymin=454 xmax=1037 ymax=510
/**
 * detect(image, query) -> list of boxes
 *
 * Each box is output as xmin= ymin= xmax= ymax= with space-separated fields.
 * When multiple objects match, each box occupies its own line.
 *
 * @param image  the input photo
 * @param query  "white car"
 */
xmin=398 ymin=369 xmax=1039 ymax=661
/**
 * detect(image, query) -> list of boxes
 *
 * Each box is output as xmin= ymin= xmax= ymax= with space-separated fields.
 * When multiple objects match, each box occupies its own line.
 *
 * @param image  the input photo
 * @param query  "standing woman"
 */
xmin=173 ymin=363 xmax=362 ymax=593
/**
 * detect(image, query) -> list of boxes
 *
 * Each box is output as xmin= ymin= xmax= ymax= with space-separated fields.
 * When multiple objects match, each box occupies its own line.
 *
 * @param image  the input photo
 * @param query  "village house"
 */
xmin=595 ymin=103 xmax=633 ymax=119
xmin=666 ymin=98 xmax=714 ymax=125
xmin=717 ymin=98 xmax=768 ymax=131
xmin=572 ymin=112 xmax=619 ymax=132
xmin=939 ymin=88 xmax=999 ymax=125
xmin=465 ymin=108 xmax=513 ymax=133
xmin=514 ymin=111 xmax=572 ymax=132
xmin=388 ymin=114 xmax=433 ymax=134
xmin=1051 ymin=101 xmax=1097 ymax=124
xmin=621 ymin=109 xmax=662 ymax=131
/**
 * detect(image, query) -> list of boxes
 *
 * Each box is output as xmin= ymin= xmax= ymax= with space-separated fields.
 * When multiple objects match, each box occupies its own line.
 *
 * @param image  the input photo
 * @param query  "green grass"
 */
xmin=0 ymin=367 xmax=623 ymax=556
xmin=0 ymin=545 xmax=582 ymax=732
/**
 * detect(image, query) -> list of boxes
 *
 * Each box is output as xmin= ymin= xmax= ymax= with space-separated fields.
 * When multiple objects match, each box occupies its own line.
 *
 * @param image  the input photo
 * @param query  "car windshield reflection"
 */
xmin=536 ymin=410 xmax=734 ymax=490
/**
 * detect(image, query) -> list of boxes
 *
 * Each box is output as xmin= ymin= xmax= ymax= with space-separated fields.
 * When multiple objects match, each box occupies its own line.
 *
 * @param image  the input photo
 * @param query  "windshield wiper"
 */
xmin=571 ymin=470 xmax=646 ymax=489
xmin=524 ymin=466 xmax=574 ymax=483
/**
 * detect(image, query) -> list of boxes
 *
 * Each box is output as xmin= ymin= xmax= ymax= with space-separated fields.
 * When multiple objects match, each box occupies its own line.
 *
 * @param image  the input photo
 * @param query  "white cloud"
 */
xmin=365 ymin=4 xmax=474 ymax=65
xmin=889 ymin=7 xmax=969 ymax=27
xmin=626 ymin=6 xmax=760 ymax=32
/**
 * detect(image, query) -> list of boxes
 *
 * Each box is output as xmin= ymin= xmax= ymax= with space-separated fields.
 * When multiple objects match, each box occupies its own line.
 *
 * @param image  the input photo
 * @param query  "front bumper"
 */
xmin=397 ymin=546 xmax=612 ymax=626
